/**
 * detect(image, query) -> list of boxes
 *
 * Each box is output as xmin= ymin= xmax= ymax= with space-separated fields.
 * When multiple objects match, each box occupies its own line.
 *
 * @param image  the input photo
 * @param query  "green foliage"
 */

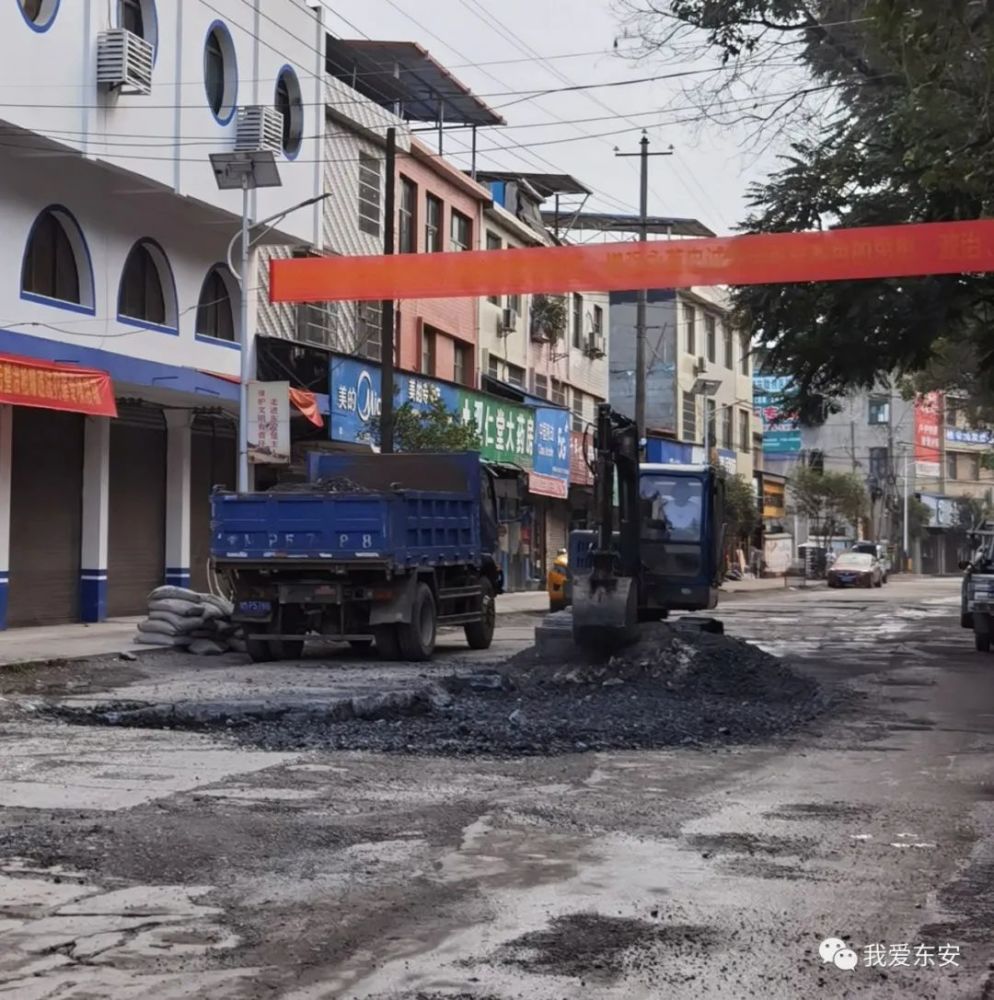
xmin=622 ymin=0 xmax=994 ymax=415
xmin=724 ymin=472 xmax=759 ymax=545
xmin=903 ymin=497 xmax=933 ymax=540
xmin=789 ymin=466 xmax=868 ymax=543
xmin=530 ymin=294 xmax=568 ymax=343
xmin=371 ymin=398 xmax=482 ymax=453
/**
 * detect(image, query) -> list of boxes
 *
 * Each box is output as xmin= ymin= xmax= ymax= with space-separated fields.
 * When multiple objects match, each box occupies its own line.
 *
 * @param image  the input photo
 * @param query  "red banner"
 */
xmin=914 ymin=392 xmax=942 ymax=478
xmin=0 ymin=353 xmax=116 ymax=418
xmin=270 ymin=220 xmax=994 ymax=303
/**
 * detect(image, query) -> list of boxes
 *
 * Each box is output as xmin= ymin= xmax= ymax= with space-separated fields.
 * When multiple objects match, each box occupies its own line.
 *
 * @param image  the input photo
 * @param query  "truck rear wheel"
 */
xmin=398 ymin=583 xmax=437 ymax=661
xmin=464 ymin=579 xmax=496 ymax=650
xmin=246 ymin=637 xmax=273 ymax=663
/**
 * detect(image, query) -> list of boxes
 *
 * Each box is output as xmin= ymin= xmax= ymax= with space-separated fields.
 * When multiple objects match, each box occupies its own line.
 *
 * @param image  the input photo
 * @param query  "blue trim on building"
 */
xmin=17 ymin=0 xmax=61 ymax=32
xmin=0 ymin=327 xmax=240 ymax=402
xmin=204 ymin=20 xmax=238 ymax=126
xmin=165 ymin=567 xmax=191 ymax=586
xmin=20 ymin=204 xmax=97 ymax=315
xmin=80 ymin=571 xmax=108 ymax=624
xmin=0 ymin=572 xmax=8 ymax=632
xmin=195 ymin=333 xmax=240 ymax=350
xmin=118 ymin=316 xmax=180 ymax=336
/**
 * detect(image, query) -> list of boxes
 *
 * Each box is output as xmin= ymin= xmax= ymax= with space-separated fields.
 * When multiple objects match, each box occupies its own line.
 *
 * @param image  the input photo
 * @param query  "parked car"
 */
xmin=827 ymin=551 xmax=884 ymax=588
xmin=850 ymin=541 xmax=890 ymax=582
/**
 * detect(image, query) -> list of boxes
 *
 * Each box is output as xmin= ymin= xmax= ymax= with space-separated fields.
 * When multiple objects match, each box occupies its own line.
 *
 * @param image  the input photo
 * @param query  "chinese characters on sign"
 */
xmin=529 ymin=406 xmax=571 ymax=498
xmin=570 ymin=429 xmax=594 ymax=486
xmin=0 ymin=353 xmax=117 ymax=417
xmin=753 ymin=375 xmax=801 ymax=454
xmin=247 ymin=381 xmax=290 ymax=464
xmin=947 ymin=426 xmax=992 ymax=446
xmin=862 ymin=943 xmax=960 ymax=969
xmin=914 ymin=392 xmax=942 ymax=478
xmin=459 ymin=389 xmax=535 ymax=468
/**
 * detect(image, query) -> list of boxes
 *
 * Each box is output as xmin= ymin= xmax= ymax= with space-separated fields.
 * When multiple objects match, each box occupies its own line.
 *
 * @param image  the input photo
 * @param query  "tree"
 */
xmin=369 ymin=397 xmax=482 ymax=453
xmin=618 ymin=0 xmax=994 ymax=418
xmin=530 ymin=294 xmax=568 ymax=343
xmin=724 ymin=473 xmax=759 ymax=548
xmin=789 ymin=467 xmax=868 ymax=546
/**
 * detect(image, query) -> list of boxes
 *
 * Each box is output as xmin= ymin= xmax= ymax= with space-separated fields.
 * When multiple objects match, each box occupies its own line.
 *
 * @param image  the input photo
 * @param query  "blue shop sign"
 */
xmin=645 ymin=437 xmax=693 ymax=465
xmin=533 ymin=407 xmax=571 ymax=483
xmin=329 ymin=356 xmax=459 ymax=444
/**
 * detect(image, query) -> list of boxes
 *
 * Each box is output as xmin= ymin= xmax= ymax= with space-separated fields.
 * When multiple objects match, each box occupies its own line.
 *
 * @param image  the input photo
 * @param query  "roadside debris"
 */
xmin=134 ymin=586 xmax=243 ymax=655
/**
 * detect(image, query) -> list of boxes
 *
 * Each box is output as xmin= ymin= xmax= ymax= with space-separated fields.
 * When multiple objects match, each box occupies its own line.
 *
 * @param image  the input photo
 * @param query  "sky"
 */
xmin=317 ymin=0 xmax=788 ymax=237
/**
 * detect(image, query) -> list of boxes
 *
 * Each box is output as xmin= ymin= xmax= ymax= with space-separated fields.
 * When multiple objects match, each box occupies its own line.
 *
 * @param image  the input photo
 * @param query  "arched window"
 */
xmin=274 ymin=66 xmax=303 ymax=158
xmin=21 ymin=206 xmax=94 ymax=313
xmin=203 ymin=22 xmax=237 ymax=124
xmin=195 ymin=265 xmax=236 ymax=343
xmin=118 ymin=239 xmax=177 ymax=331
xmin=18 ymin=0 xmax=60 ymax=31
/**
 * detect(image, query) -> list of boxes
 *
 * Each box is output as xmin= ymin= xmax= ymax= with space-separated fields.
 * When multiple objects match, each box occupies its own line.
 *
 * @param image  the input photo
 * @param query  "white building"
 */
xmin=0 ymin=0 xmax=325 ymax=628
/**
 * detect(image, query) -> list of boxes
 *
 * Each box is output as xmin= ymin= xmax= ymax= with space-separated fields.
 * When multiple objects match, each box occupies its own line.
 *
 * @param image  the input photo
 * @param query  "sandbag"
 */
xmin=200 ymin=603 xmax=226 ymax=622
xmin=200 ymin=594 xmax=234 ymax=616
xmin=189 ymin=638 xmax=228 ymax=656
xmin=149 ymin=610 xmax=204 ymax=632
xmin=148 ymin=598 xmax=203 ymax=618
xmin=134 ymin=632 xmax=191 ymax=647
xmin=138 ymin=618 xmax=184 ymax=637
xmin=148 ymin=585 xmax=202 ymax=603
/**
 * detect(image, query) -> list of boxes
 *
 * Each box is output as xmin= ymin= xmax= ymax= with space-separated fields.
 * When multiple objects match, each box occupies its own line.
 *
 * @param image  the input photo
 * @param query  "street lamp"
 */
xmin=691 ymin=377 xmax=722 ymax=463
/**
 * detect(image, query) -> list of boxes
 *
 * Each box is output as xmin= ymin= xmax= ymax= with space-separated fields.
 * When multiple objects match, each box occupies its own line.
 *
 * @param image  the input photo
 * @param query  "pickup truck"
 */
xmin=210 ymin=451 xmax=502 ymax=662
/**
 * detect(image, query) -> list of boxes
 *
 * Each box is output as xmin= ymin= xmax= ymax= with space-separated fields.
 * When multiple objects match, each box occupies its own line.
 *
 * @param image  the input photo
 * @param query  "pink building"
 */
xmin=395 ymin=139 xmax=492 ymax=386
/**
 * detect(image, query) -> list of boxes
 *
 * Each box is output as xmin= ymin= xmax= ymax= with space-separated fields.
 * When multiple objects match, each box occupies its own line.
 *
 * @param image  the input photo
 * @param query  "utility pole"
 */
xmin=615 ymin=133 xmax=671 ymax=438
xmin=903 ymin=448 xmax=910 ymax=571
xmin=380 ymin=127 xmax=397 ymax=453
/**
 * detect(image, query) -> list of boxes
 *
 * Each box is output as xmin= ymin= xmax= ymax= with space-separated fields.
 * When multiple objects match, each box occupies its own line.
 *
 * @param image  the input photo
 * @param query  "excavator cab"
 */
xmin=570 ymin=403 xmax=724 ymax=650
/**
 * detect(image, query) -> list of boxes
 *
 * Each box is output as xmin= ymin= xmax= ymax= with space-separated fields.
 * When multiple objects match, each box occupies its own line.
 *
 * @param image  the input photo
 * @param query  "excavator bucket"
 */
xmin=571 ymin=571 xmax=638 ymax=650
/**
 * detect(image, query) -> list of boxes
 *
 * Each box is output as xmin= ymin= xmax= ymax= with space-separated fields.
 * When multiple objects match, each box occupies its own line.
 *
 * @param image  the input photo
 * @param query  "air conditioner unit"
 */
xmin=584 ymin=330 xmax=605 ymax=359
xmin=501 ymin=307 xmax=518 ymax=334
xmin=694 ymin=355 xmax=708 ymax=375
xmin=235 ymin=106 xmax=285 ymax=154
xmin=96 ymin=29 xmax=154 ymax=96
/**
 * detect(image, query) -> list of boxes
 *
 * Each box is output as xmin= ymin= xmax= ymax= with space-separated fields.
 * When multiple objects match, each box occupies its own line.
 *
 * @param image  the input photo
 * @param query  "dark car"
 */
xmin=827 ymin=551 xmax=883 ymax=589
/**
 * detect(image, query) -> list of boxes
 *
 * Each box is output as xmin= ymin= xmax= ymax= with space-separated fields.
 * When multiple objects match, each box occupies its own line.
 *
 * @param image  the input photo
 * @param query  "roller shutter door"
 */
xmin=107 ymin=406 xmax=166 ymax=617
xmin=190 ymin=416 xmax=236 ymax=593
xmin=8 ymin=409 xmax=84 ymax=627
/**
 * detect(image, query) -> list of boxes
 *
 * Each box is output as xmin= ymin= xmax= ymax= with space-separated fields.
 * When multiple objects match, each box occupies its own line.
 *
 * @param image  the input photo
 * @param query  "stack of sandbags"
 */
xmin=135 ymin=586 xmax=243 ymax=655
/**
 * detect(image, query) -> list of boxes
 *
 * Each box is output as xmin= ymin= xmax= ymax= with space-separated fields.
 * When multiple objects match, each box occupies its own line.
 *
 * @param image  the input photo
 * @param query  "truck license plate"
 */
xmin=238 ymin=600 xmax=272 ymax=617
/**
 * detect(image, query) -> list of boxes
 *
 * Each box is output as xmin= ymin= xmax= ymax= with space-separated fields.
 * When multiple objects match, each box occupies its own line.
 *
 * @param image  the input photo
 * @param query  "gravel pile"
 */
xmin=225 ymin=622 xmax=829 ymax=757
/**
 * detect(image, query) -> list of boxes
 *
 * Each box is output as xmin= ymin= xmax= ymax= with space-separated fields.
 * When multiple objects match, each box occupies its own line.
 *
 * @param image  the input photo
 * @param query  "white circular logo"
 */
xmin=834 ymin=948 xmax=859 ymax=971
xmin=819 ymin=937 xmax=847 ymax=964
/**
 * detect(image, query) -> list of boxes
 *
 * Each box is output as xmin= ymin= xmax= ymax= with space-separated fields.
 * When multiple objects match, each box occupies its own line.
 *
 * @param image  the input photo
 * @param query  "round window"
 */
xmin=274 ymin=66 xmax=304 ymax=159
xmin=203 ymin=21 xmax=237 ymax=125
xmin=118 ymin=0 xmax=158 ymax=59
xmin=18 ymin=0 xmax=60 ymax=31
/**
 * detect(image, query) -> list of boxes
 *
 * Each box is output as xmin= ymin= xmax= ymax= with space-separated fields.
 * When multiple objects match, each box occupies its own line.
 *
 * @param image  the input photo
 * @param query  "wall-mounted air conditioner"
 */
xmin=235 ymin=106 xmax=285 ymax=155
xmin=96 ymin=29 xmax=154 ymax=96
xmin=501 ymin=307 xmax=518 ymax=334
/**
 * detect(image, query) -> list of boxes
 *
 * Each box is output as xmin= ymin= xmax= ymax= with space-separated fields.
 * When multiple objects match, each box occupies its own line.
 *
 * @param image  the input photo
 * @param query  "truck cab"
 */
xmin=961 ymin=524 xmax=994 ymax=651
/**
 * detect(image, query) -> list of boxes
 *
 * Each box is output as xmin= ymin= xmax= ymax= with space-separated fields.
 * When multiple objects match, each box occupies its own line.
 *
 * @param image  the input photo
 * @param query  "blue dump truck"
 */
xmin=210 ymin=452 xmax=501 ymax=662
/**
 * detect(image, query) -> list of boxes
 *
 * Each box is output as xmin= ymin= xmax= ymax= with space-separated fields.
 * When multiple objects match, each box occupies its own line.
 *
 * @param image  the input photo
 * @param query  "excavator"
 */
xmin=570 ymin=402 xmax=727 ymax=649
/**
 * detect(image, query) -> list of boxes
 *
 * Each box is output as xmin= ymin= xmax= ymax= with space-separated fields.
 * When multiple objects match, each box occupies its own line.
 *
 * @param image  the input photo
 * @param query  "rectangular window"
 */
xmin=534 ymin=373 xmax=548 ymax=399
xmin=706 ymin=314 xmax=717 ymax=364
xmin=808 ymin=450 xmax=825 ymax=473
xmin=425 ymin=195 xmax=442 ymax=252
xmin=947 ymin=452 xmax=958 ymax=481
xmin=421 ymin=327 xmax=435 ymax=376
xmin=486 ymin=232 xmax=501 ymax=304
xmin=572 ymin=389 xmax=584 ymax=432
xmin=398 ymin=176 xmax=417 ymax=254
xmin=356 ymin=300 xmax=382 ymax=361
xmin=551 ymin=379 xmax=566 ymax=407
xmin=724 ymin=323 xmax=734 ymax=369
xmin=868 ymin=396 xmax=890 ymax=425
xmin=358 ymin=152 xmax=381 ymax=237
xmin=593 ymin=304 xmax=603 ymax=337
xmin=572 ymin=293 xmax=583 ymax=349
xmin=507 ymin=362 xmax=525 ymax=388
xmin=450 ymin=210 xmax=472 ymax=251
xmin=508 ymin=291 xmax=522 ymax=314
xmin=706 ymin=399 xmax=717 ymax=448
xmin=740 ymin=332 xmax=750 ymax=375
xmin=869 ymin=446 xmax=889 ymax=483
xmin=967 ymin=454 xmax=981 ymax=480
xmin=453 ymin=342 xmax=469 ymax=386
xmin=487 ymin=353 xmax=500 ymax=380
xmin=683 ymin=304 xmax=696 ymax=355
xmin=682 ymin=390 xmax=697 ymax=442
xmin=739 ymin=409 xmax=750 ymax=453
xmin=721 ymin=406 xmax=733 ymax=450
xmin=296 ymin=302 xmax=336 ymax=348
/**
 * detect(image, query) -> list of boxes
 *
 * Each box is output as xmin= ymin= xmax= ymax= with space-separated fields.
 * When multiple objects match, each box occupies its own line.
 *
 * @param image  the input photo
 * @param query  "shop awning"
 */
xmin=0 ymin=353 xmax=116 ymax=417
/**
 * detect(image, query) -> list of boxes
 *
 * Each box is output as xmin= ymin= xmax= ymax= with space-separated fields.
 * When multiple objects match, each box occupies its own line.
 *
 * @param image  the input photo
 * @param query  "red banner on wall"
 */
xmin=914 ymin=392 xmax=942 ymax=478
xmin=270 ymin=220 xmax=994 ymax=304
xmin=570 ymin=430 xmax=594 ymax=487
xmin=0 ymin=353 xmax=117 ymax=418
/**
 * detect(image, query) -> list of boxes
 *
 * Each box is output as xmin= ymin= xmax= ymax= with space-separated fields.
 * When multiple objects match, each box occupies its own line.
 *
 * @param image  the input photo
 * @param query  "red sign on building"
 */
xmin=914 ymin=392 xmax=942 ymax=478
xmin=570 ymin=430 xmax=594 ymax=487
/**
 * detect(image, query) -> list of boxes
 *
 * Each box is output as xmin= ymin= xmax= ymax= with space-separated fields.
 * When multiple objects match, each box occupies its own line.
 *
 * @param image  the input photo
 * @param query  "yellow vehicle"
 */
xmin=547 ymin=548 xmax=569 ymax=611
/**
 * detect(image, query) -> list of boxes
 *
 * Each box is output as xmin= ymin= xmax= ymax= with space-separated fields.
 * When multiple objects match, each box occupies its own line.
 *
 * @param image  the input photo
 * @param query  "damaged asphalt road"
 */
xmin=2 ymin=578 xmax=994 ymax=999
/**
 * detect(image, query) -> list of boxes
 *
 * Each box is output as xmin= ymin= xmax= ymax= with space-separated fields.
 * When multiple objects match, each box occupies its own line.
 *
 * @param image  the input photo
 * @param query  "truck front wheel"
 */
xmin=464 ymin=578 xmax=496 ymax=650
xmin=398 ymin=583 xmax=437 ymax=661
